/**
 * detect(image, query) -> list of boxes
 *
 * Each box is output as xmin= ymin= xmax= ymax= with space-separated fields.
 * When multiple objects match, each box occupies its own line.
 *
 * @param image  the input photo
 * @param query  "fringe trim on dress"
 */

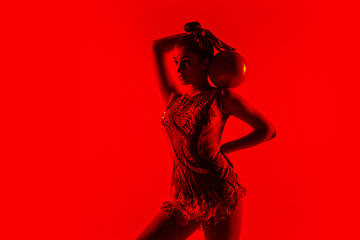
xmin=160 ymin=179 xmax=247 ymax=231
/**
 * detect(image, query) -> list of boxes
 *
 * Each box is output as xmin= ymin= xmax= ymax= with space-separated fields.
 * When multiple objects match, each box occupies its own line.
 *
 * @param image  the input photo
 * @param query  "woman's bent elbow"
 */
xmin=152 ymin=39 xmax=161 ymax=51
xmin=268 ymin=130 xmax=276 ymax=141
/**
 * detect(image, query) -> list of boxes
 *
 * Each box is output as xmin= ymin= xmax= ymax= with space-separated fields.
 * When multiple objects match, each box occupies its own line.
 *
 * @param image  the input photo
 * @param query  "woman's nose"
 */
xmin=177 ymin=62 xmax=185 ymax=73
xmin=177 ymin=64 xmax=182 ymax=73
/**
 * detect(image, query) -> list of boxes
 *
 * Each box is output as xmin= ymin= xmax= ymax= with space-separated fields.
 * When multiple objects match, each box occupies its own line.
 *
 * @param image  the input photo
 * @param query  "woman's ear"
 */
xmin=201 ymin=58 xmax=210 ymax=70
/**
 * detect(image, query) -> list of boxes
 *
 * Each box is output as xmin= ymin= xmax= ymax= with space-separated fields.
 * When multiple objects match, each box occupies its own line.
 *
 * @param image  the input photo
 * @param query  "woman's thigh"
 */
xmin=203 ymin=200 xmax=245 ymax=240
xmin=134 ymin=210 xmax=196 ymax=240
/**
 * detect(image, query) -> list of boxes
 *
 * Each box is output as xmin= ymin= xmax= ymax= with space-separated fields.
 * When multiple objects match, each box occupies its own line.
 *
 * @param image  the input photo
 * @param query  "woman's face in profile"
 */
xmin=173 ymin=46 xmax=206 ymax=85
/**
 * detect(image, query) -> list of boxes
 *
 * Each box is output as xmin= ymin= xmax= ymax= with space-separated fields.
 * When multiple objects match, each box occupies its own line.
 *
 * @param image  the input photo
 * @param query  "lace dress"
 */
xmin=160 ymin=87 xmax=247 ymax=231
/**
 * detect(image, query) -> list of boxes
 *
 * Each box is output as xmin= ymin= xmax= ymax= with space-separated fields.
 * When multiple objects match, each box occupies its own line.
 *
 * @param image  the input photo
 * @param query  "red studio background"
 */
xmin=2 ymin=0 xmax=360 ymax=240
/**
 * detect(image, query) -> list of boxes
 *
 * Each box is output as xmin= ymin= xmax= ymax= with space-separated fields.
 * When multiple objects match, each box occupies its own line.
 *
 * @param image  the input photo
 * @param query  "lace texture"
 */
xmin=161 ymin=178 xmax=246 ymax=231
xmin=160 ymin=88 xmax=247 ymax=231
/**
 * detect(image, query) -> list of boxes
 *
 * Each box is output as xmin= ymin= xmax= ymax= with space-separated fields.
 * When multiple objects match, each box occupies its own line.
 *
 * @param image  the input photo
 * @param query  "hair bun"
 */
xmin=184 ymin=21 xmax=204 ymax=37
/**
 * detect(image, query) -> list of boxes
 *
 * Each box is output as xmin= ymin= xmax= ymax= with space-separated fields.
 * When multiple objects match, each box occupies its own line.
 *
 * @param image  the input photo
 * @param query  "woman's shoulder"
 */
xmin=217 ymin=88 xmax=244 ymax=102
xmin=214 ymin=87 xmax=231 ymax=104
xmin=214 ymin=88 xmax=241 ymax=116
xmin=167 ymin=91 xmax=183 ymax=107
xmin=217 ymin=87 xmax=233 ymax=97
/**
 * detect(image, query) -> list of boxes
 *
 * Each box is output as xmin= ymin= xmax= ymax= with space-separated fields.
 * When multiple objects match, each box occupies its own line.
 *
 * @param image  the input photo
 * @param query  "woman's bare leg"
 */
xmin=203 ymin=200 xmax=244 ymax=240
xmin=134 ymin=210 xmax=196 ymax=240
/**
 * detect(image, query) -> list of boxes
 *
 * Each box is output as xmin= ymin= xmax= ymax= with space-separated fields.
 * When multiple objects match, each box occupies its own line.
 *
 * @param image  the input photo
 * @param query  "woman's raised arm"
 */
xmin=152 ymin=33 xmax=186 ymax=106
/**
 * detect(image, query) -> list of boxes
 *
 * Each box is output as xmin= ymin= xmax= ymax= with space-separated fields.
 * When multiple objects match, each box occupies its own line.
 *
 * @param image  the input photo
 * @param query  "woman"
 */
xmin=135 ymin=22 xmax=276 ymax=240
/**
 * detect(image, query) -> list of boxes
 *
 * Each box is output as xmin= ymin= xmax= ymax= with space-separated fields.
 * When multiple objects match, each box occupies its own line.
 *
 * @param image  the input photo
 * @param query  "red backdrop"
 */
xmin=2 ymin=0 xmax=359 ymax=240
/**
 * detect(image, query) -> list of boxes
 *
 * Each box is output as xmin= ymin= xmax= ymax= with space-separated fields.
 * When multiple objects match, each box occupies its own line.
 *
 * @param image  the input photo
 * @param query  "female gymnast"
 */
xmin=135 ymin=22 xmax=276 ymax=240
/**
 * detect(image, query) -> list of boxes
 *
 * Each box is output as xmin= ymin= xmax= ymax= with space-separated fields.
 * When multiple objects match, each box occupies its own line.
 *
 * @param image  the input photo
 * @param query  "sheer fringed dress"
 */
xmin=160 ymin=87 xmax=247 ymax=231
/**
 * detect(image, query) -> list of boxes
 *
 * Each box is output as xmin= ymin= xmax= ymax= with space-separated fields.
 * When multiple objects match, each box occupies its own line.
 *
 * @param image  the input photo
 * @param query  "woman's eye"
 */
xmin=174 ymin=60 xmax=190 ymax=65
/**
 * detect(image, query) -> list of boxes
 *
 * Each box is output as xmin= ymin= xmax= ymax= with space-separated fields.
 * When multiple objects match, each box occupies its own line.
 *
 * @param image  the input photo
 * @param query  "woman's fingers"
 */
xmin=204 ymin=29 xmax=222 ymax=49
xmin=217 ymin=37 xmax=236 ymax=51
xmin=208 ymin=38 xmax=222 ymax=51
xmin=220 ymin=41 xmax=236 ymax=51
xmin=204 ymin=29 xmax=217 ymax=41
xmin=204 ymin=29 xmax=236 ymax=51
xmin=210 ymin=38 xmax=236 ymax=51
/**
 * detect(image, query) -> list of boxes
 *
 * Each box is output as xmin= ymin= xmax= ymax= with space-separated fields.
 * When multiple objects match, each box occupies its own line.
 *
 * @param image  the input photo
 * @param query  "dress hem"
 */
xmin=160 ymin=182 xmax=247 ymax=231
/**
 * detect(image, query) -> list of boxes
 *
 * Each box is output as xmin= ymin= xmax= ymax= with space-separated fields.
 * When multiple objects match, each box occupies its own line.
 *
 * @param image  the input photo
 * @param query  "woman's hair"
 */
xmin=175 ymin=22 xmax=214 ymax=64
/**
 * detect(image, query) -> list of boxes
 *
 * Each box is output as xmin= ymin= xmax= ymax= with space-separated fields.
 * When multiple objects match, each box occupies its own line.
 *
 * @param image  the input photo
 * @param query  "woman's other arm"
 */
xmin=219 ymin=88 xmax=276 ymax=155
xmin=152 ymin=33 xmax=186 ymax=106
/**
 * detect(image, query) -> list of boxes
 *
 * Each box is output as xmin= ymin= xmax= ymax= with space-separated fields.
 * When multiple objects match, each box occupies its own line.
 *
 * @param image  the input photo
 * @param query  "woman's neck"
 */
xmin=185 ymin=76 xmax=214 ymax=97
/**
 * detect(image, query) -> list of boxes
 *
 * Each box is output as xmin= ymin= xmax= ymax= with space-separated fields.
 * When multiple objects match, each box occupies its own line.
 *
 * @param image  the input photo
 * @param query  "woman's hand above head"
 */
xmin=204 ymin=29 xmax=236 ymax=52
xmin=152 ymin=33 xmax=188 ymax=53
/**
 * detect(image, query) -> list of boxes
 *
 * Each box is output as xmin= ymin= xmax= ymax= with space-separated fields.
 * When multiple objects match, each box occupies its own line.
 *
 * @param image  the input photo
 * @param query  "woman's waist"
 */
xmin=170 ymin=170 xmax=243 ymax=201
xmin=174 ymin=150 xmax=232 ymax=171
xmin=172 ymin=161 xmax=238 ymax=184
